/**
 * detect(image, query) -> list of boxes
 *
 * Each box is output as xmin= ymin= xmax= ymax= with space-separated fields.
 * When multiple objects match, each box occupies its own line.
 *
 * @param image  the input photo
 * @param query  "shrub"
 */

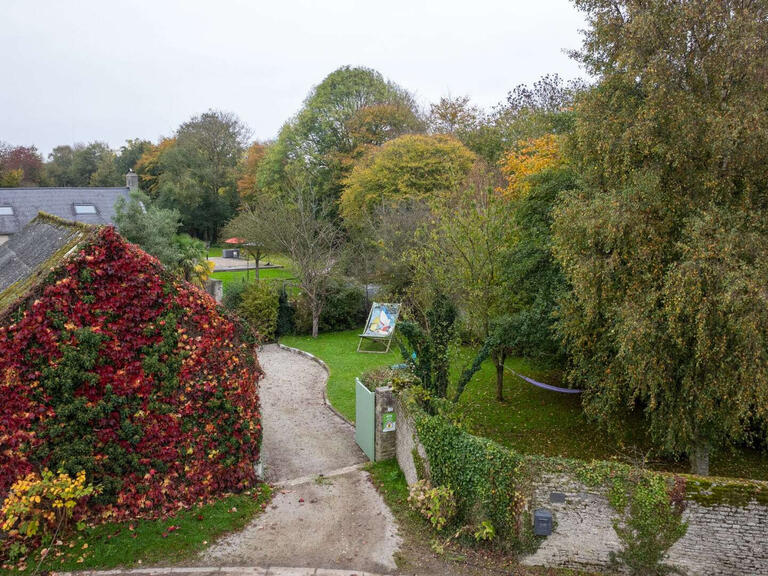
xmin=319 ymin=277 xmax=367 ymax=331
xmin=222 ymin=279 xmax=248 ymax=312
xmin=239 ymin=281 xmax=279 ymax=342
xmin=407 ymin=479 xmax=457 ymax=531
xmin=294 ymin=277 xmax=367 ymax=334
xmin=276 ymin=285 xmax=295 ymax=337
xmin=0 ymin=227 xmax=262 ymax=521
xmin=1 ymin=470 xmax=98 ymax=539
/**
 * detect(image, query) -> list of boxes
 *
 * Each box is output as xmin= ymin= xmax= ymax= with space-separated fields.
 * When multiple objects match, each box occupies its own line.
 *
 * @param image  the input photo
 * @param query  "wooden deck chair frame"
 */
xmin=357 ymin=302 xmax=401 ymax=354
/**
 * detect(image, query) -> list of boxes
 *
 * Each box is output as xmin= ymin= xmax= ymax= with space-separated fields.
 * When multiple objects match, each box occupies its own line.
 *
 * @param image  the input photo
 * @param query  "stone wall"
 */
xmin=393 ymin=398 xmax=768 ymax=576
xmin=394 ymin=395 xmax=429 ymax=485
xmin=374 ymin=387 xmax=397 ymax=461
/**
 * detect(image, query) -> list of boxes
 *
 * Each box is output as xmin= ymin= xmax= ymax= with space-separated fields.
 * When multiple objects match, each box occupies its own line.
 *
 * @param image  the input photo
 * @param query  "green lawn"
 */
xmin=280 ymin=329 xmax=768 ymax=480
xmin=9 ymin=486 xmax=271 ymax=573
xmin=211 ymin=268 xmax=295 ymax=288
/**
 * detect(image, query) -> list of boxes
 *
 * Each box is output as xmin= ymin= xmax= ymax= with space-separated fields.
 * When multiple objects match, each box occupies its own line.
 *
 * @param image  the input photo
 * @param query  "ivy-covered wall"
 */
xmin=394 ymin=391 xmax=768 ymax=575
xmin=0 ymin=227 xmax=262 ymax=522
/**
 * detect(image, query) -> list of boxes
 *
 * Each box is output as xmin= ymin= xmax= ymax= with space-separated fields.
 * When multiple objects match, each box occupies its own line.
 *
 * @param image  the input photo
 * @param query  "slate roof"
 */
xmin=0 ymin=187 xmax=130 ymax=236
xmin=0 ymin=213 xmax=92 ymax=312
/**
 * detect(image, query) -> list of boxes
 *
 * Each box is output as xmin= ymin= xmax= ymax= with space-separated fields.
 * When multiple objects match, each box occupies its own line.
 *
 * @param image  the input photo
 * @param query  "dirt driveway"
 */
xmin=203 ymin=345 xmax=401 ymax=573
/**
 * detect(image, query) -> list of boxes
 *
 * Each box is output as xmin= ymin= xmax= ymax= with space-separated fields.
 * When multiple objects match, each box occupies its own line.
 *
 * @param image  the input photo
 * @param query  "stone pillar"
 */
xmin=374 ymin=386 xmax=397 ymax=461
xmin=205 ymin=278 xmax=223 ymax=303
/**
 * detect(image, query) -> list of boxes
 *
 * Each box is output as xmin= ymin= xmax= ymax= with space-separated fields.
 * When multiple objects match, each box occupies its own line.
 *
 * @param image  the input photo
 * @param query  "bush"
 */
xmin=239 ymin=281 xmax=279 ymax=341
xmin=294 ymin=277 xmax=367 ymax=335
xmin=222 ymin=280 xmax=248 ymax=312
xmin=407 ymin=479 xmax=457 ymax=531
xmin=276 ymin=285 xmax=295 ymax=337
xmin=1 ymin=470 xmax=98 ymax=540
xmin=0 ymin=228 xmax=262 ymax=521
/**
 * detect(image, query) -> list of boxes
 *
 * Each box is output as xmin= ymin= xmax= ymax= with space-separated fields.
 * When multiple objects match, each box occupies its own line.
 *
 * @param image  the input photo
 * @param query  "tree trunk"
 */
xmin=311 ymin=307 xmax=320 ymax=338
xmin=690 ymin=440 xmax=710 ymax=476
xmin=495 ymin=352 xmax=506 ymax=402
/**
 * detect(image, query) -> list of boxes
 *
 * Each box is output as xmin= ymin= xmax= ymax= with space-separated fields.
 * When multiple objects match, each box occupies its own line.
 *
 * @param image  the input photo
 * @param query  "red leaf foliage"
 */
xmin=0 ymin=227 xmax=262 ymax=522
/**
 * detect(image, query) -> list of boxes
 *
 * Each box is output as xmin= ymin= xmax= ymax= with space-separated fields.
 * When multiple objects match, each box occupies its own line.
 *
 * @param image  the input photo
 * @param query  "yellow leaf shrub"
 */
xmin=1 ymin=470 xmax=98 ymax=540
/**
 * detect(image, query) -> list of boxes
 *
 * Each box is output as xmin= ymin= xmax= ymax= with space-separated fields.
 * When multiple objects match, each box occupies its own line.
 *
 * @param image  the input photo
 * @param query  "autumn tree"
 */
xmin=428 ymin=95 xmax=482 ymax=135
xmin=236 ymin=142 xmax=268 ymax=205
xmin=256 ymin=66 xmax=421 ymax=205
xmin=340 ymin=134 xmax=476 ymax=229
xmin=135 ymin=138 xmax=176 ymax=198
xmin=553 ymin=0 xmax=768 ymax=474
xmin=0 ymin=143 xmax=44 ymax=186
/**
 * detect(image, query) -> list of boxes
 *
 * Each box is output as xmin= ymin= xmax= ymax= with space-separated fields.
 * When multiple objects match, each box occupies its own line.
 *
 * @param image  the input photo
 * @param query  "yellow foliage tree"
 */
xmin=499 ymin=134 xmax=562 ymax=199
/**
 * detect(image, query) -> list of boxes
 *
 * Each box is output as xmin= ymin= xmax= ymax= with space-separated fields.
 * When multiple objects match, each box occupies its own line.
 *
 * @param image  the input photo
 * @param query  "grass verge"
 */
xmin=5 ymin=486 xmax=272 ymax=574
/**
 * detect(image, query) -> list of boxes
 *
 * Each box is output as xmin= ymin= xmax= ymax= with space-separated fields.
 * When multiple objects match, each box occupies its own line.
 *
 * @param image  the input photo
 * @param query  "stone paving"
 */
xmin=202 ymin=346 xmax=400 ymax=572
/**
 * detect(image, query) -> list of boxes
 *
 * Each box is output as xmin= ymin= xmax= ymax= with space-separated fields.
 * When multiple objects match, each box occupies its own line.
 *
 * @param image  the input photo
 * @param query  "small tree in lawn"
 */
xmin=225 ymin=179 xmax=343 ymax=338
xmin=408 ymin=164 xmax=516 ymax=402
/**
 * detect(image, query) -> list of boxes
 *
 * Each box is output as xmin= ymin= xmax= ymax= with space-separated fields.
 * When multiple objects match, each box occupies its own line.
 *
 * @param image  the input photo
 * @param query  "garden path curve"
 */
xmin=203 ymin=344 xmax=401 ymax=573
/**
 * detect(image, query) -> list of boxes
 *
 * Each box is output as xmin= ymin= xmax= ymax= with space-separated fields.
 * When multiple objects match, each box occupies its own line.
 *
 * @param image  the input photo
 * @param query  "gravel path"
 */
xmin=203 ymin=345 xmax=401 ymax=573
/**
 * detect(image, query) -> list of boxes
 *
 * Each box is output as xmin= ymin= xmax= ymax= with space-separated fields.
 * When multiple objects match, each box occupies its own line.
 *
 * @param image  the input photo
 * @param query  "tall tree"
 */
xmin=340 ymin=134 xmax=476 ymax=230
xmin=553 ymin=0 xmax=768 ymax=475
xmin=256 ymin=66 xmax=421 ymax=204
xmin=236 ymin=142 xmax=268 ymax=205
xmin=408 ymin=165 xmax=516 ymax=401
xmin=115 ymin=139 xmax=152 ymax=176
xmin=45 ymin=142 xmax=116 ymax=187
xmin=156 ymin=110 xmax=250 ymax=240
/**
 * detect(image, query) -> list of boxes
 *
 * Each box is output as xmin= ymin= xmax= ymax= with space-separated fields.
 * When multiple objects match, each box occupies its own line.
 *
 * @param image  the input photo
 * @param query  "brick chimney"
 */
xmin=126 ymin=169 xmax=139 ymax=191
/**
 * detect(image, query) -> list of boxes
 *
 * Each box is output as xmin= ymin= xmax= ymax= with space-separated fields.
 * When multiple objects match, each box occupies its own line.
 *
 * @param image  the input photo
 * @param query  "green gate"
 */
xmin=355 ymin=377 xmax=375 ymax=460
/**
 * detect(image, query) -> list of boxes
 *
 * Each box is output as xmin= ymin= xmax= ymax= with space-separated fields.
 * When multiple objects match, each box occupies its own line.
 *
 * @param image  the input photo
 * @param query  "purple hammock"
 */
xmin=508 ymin=369 xmax=582 ymax=394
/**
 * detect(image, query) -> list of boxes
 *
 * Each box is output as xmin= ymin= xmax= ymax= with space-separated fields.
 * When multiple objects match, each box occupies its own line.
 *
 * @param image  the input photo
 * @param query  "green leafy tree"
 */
xmin=115 ymin=139 xmax=152 ymax=176
xmin=113 ymin=191 xmax=183 ymax=266
xmin=156 ymin=110 xmax=250 ymax=240
xmin=502 ymin=166 xmax=573 ymax=363
xmin=89 ymin=151 xmax=122 ymax=186
xmin=256 ymin=66 xmax=421 ymax=205
xmin=553 ymin=0 xmax=768 ymax=474
xmin=45 ymin=142 xmax=116 ymax=187
xmin=408 ymin=166 xmax=516 ymax=401
xmin=225 ymin=181 xmax=343 ymax=337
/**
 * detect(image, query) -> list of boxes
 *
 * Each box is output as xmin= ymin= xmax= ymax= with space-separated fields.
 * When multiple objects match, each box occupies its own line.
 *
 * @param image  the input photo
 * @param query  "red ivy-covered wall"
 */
xmin=0 ymin=227 xmax=262 ymax=521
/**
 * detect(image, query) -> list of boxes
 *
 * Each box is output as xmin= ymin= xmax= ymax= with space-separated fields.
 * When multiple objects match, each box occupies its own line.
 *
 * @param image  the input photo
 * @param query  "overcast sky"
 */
xmin=0 ymin=0 xmax=587 ymax=157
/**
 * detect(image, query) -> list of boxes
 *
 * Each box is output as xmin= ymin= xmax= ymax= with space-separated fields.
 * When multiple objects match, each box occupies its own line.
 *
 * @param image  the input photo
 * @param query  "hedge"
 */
xmin=0 ymin=227 xmax=262 ymax=522
xmin=404 ymin=392 xmax=529 ymax=550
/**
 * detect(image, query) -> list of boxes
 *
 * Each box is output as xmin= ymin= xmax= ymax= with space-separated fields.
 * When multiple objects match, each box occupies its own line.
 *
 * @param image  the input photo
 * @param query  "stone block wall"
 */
xmin=374 ymin=387 xmax=397 ymax=461
xmin=394 ymin=394 xmax=430 ymax=484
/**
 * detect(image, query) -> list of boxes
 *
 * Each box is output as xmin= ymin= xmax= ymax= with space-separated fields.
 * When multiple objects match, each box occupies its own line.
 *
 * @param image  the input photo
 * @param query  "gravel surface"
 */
xmin=203 ymin=345 xmax=401 ymax=573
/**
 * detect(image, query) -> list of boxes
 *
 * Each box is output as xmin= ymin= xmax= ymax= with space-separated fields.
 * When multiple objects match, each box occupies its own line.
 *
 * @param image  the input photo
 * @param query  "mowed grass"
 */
xmin=13 ymin=486 xmax=271 ymax=573
xmin=211 ymin=267 xmax=295 ymax=288
xmin=281 ymin=330 xmax=768 ymax=480
xmin=280 ymin=329 xmax=399 ymax=421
